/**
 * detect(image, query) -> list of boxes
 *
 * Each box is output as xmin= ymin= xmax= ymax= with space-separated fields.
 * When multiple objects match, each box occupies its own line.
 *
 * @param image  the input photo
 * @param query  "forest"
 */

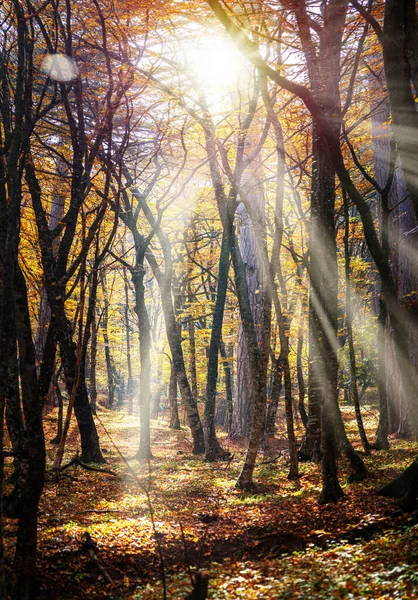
xmin=1 ymin=0 xmax=418 ymax=598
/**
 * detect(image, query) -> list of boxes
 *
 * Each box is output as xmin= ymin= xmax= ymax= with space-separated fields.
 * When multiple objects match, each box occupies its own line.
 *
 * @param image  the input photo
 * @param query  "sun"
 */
xmin=184 ymin=35 xmax=245 ymax=88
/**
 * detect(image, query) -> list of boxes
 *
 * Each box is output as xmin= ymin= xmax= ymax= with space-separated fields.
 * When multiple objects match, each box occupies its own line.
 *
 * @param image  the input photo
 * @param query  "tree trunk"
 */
xmin=11 ymin=266 xmax=46 ymax=599
xmin=379 ymin=458 xmax=418 ymax=512
xmin=231 ymin=227 xmax=272 ymax=489
xmin=132 ymin=267 xmax=152 ymax=460
xmin=34 ymin=158 xmax=66 ymax=365
xmin=383 ymin=0 xmax=418 ymax=222
xmin=319 ymin=412 xmax=344 ymax=504
xmin=123 ymin=179 xmax=206 ymax=454
xmin=99 ymin=270 xmax=116 ymax=409
xmin=4 ymin=332 xmax=26 ymax=485
xmin=220 ymin=340 xmax=233 ymax=433
xmin=169 ymin=362 xmax=180 ymax=430
xmin=89 ymin=308 xmax=98 ymax=415
xmin=123 ymin=267 xmax=134 ymax=413
xmin=50 ymin=370 xmax=64 ymax=445
xmin=145 ymin=249 xmax=205 ymax=454
xmin=204 ymin=208 xmax=234 ymax=459
xmin=58 ymin=309 xmax=104 ymax=463
xmin=296 ymin=327 xmax=308 ymax=428
xmin=232 ymin=188 xmax=266 ymax=438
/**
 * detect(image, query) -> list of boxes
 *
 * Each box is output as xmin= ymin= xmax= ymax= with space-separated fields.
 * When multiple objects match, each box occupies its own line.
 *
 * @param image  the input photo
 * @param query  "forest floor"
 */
xmin=4 ymin=397 xmax=418 ymax=599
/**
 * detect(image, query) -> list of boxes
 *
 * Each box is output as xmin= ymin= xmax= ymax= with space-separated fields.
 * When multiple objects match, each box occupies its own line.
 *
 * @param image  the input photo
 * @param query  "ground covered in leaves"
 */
xmin=4 ymin=401 xmax=418 ymax=599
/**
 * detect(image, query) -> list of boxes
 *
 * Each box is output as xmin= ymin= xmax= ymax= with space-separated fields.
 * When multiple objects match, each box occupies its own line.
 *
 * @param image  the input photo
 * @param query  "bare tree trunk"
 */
xmin=204 ymin=209 xmax=233 ymax=459
xmin=89 ymin=309 xmax=98 ymax=415
xmin=375 ymin=296 xmax=389 ymax=449
xmin=169 ymin=362 xmax=180 ymax=430
xmin=132 ymin=266 xmax=152 ymax=460
xmin=220 ymin=340 xmax=233 ymax=432
xmin=50 ymin=369 xmax=64 ymax=445
xmin=297 ymin=327 xmax=308 ymax=428
xmin=123 ymin=267 xmax=134 ymax=413
xmin=188 ymin=317 xmax=198 ymax=402
xmin=232 ymin=189 xmax=266 ymax=438
xmin=383 ymin=0 xmax=418 ymax=220
xmin=99 ymin=270 xmax=117 ymax=409
xmin=232 ymin=225 xmax=272 ymax=489
xmin=11 ymin=266 xmax=46 ymax=598
xmin=34 ymin=158 xmax=66 ymax=364
xmin=370 ymin=71 xmax=418 ymax=443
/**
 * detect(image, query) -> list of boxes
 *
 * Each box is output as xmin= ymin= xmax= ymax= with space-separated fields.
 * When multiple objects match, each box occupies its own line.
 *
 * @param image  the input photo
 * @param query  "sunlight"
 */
xmin=184 ymin=35 xmax=245 ymax=87
xmin=42 ymin=53 xmax=79 ymax=82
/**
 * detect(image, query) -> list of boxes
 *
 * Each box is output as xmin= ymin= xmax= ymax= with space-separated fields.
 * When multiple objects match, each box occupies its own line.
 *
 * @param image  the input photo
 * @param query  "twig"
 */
xmin=60 ymin=457 xmax=120 ymax=478
xmin=259 ymin=453 xmax=283 ymax=465
xmin=223 ymin=453 xmax=235 ymax=469
xmin=77 ymin=509 xmax=123 ymax=514
xmin=81 ymin=532 xmax=114 ymax=585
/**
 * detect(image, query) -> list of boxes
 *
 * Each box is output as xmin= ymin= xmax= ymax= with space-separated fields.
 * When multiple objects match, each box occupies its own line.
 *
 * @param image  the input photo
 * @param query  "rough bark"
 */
xmin=232 ymin=181 xmax=266 ymax=438
xmin=11 ymin=266 xmax=46 ymax=598
xmin=383 ymin=0 xmax=418 ymax=222
xmin=370 ymin=71 xmax=418 ymax=444
xmin=375 ymin=296 xmax=389 ymax=449
xmin=4 ymin=331 xmax=26 ymax=491
xmin=232 ymin=228 xmax=272 ymax=489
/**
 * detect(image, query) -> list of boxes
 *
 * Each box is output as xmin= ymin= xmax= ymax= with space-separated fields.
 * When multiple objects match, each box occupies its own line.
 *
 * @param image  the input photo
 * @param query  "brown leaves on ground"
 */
xmin=3 ymin=404 xmax=418 ymax=599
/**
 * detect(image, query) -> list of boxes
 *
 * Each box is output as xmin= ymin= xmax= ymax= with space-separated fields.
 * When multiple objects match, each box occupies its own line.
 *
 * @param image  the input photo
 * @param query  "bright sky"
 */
xmin=184 ymin=35 xmax=245 ymax=88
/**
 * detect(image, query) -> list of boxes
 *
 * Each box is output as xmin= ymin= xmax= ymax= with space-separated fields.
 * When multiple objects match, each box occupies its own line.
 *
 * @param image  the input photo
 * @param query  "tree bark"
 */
xmin=99 ymin=270 xmax=117 ymax=409
xmin=296 ymin=327 xmax=308 ymax=428
xmin=220 ymin=340 xmax=234 ymax=433
xmin=123 ymin=267 xmax=134 ymax=413
xmin=383 ymin=0 xmax=418 ymax=222
xmin=169 ymin=362 xmax=181 ymax=430
xmin=11 ymin=266 xmax=46 ymax=598
xmin=379 ymin=458 xmax=418 ymax=512
xmin=89 ymin=308 xmax=98 ymax=415
xmin=204 ymin=207 xmax=234 ymax=459
xmin=132 ymin=266 xmax=152 ymax=460
xmin=232 ymin=183 xmax=266 ymax=438
xmin=232 ymin=228 xmax=272 ymax=489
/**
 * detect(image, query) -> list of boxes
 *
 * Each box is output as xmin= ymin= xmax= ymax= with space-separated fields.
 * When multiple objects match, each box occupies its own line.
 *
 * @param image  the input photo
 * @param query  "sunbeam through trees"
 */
xmin=1 ymin=0 xmax=418 ymax=598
